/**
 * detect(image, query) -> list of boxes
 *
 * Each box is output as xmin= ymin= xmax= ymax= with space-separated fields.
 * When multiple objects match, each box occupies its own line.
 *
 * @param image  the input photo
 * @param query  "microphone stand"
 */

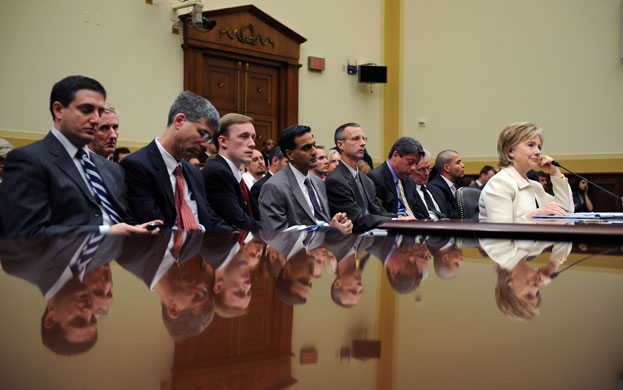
xmin=552 ymin=161 xmax=622 ymax=202
xmin=550 ymin=247 xmax=618 ymax=279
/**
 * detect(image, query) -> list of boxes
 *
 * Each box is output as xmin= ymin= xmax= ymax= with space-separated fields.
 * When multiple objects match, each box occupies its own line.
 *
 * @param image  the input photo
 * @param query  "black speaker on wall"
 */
xmin=358 ymin=65 xmax=387 ymax=84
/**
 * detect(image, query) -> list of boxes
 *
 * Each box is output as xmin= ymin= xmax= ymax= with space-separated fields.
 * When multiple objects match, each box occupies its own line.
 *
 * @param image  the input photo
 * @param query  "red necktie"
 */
xmin=239 ymin=177 xmax=255 ymax=219
xmin=174 ymin=166 xmax=200 ymax=230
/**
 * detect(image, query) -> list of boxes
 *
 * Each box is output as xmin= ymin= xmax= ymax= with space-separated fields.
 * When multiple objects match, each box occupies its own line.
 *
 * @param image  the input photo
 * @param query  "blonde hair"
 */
xmin=494 ymin=266 xmax=541 ymax=321
xmin=497 ymin=122 xmax=543 ymax=168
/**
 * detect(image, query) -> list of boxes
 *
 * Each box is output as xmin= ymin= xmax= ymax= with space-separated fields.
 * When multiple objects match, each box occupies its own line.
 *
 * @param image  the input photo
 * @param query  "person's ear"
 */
xmin=51 ymin=101 xmax=64 ymax=122
xmin=213 ymin=278 xmax=224 ymax=294
xmin=167 ymin=300 xmax=180 ymax=319
xmin=173 ymin=113 xmax=186 ymax=131
xmin=333 ymin=279 xmax=341 ymax=289
xmin=506 ymin=280 xmax=512 ymax=290
xmin=43 ymin=307 xmax=56 ymax=329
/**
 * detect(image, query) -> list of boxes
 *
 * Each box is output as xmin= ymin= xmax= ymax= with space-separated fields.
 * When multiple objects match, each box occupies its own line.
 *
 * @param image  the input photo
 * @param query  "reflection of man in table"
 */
xmin=0 ymin=235 xmax=121 ymax=354
xmin=118 ymin=232 xmax=216 ymax=341
xmin=428 ymin=236 xmax=463 ymax=280
xmin=257 ymin=230 xmax=326 ymax=305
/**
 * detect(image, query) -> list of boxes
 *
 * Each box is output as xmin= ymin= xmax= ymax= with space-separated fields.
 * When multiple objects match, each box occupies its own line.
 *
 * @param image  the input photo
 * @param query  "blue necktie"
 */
xmin=76 ymin=150 xmax=122 ymax=224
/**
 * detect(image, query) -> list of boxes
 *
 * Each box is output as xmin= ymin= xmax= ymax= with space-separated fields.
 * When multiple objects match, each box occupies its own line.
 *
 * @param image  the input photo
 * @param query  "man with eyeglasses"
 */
xmin=326 ymin=123 xmax=412 ymax=233
xmin=410 ymin=149 xmax=448 ymax=220
xmin=368 ymin=137 xmax=430 ymax=219
xmin=121 ymin=91 xmax=229 ymax=231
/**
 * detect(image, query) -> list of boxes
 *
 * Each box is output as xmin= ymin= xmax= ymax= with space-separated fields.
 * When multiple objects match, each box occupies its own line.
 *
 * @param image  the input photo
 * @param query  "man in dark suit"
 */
xmin=470 ymin=165 xmax=496 ymax=190
xmin=325 ymin=123 xmax=412 ymax=233
xmin=250 ymin=145 xmax=287 ymax=201
xmin=428 ymin=150 xmax=465 ymax=219
xmin=88 ymin=102 xmax=119 ymax=159
xmin=368 ymin=137 xmax=429 ymax=219
xmin=202 ymin=113 xmax=264 ymax=231
xmin=0 ymin=75 xmax=159 ymax=236
xmin=259 ymin=125 xmax=352 ymax=232
xmin=121 ymin=91 xmax=229 ymax=231
xmin=410 ymin=150 xmax=449 ymax=220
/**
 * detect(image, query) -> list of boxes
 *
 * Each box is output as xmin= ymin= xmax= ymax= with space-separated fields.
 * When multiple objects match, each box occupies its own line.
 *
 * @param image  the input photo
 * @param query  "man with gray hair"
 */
xmin=428 ymin=150 xmax=465 ymax=219
xmin=89 ymin=103 xmax=119 ymax=159
xmin=121 ymin=91 xmax=228 ymax=231
xmin=0 ymin=137 xmax=14 ymax=183
xmin=368 ymin=137 xmax=429 ymax=219
xmin=410 ymin=149 xmax=448 ymax=220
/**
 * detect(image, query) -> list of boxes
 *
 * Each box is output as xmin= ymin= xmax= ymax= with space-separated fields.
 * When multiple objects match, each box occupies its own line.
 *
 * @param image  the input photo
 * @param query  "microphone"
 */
xmin=551 ymin=160 xmax=622 ymax=202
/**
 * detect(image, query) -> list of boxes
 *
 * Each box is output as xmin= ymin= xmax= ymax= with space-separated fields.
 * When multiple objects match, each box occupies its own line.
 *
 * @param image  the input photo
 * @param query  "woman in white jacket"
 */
xmin=479 ymin=122 xmax=574 ymax=223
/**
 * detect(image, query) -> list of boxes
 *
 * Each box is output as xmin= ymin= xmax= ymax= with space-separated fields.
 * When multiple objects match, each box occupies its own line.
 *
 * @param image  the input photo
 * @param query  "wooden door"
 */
xmin=202 ymin=55 xmax=280 ymax=146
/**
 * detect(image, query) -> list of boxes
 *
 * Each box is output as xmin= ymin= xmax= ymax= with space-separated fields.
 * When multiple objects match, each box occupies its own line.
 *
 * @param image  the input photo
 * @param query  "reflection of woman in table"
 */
xmin=479 ymin=122 xmax=573 ymax=222
xmin=480 ymin=239 xmax=571 ymax=320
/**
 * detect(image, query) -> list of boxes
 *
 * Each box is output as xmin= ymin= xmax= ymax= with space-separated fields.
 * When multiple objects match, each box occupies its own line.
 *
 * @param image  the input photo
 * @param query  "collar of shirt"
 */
xmin=154 ymin=137 xmax=180 ymax=175
xmin=385 ymin=160 xmax=400 ymax=185
xmin=220 ymin=154 xmax=243 ymax=182
xmin=51 ymin=127 xmax=90 ymax=160
xmin=475 ymin=179 xmax=483 ymax=187
xmin=289 ymin=163 xmax=309 ymax=188
xmin=341 ymin=160 xmax=359 ymax=179
xmin=441 ymin=175 xmax=455 ymax=190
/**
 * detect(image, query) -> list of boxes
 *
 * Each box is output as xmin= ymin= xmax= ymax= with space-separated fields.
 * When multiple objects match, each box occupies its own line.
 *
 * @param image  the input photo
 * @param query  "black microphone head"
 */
xmin=551 ymin=160 xmax=561 ymax=167
xmin=550 ymin=272 xmax=559 ymax=279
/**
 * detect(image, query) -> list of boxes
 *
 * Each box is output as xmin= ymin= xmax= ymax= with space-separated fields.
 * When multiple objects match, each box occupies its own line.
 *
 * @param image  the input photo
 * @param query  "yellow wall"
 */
xmin=401 ymin=0 xmax=623 ymax=165
xmin=0 ymin=0 xmax=385 ymax=159
xmin=1 ymin=0 xmax=620 ymax=167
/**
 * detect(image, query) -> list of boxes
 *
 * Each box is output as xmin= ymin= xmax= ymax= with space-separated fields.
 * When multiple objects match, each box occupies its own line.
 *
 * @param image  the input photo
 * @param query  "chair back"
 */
xmin=457 ymin=187 xmax=481 ymax=221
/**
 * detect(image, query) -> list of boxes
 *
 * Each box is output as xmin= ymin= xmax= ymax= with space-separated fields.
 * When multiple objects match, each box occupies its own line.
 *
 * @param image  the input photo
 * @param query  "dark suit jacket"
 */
xmin=325 ymin=162 xmax=396 ymax=233
xmin=368 ymin=162 xmax=429 ymax=220
xmin=0 ymin=132 xmax=133 ymax=236
xmin=469 ymin=181 xmax=484 ymax=190
xmin=120 ymin=140 xmax=229 ymax=231
xmin=202 ymin=155 xmax=263 ymax=231
xmin=428 ymin=175 xmax=459 ymax=219
xmin=0 ymin=234 xmax=122 ymax=296
xmin=250 ymin=171 xmax=272 ymax=201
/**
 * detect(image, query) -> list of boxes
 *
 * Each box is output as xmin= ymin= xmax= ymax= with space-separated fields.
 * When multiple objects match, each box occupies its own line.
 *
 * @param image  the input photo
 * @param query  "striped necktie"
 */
xmin=71 ymin=233 xmax=105 ymax=280
xmin=76 ymin=150 xmax=122 ymax=224
xmin=397 ymin=180 xmax=414 ymax=217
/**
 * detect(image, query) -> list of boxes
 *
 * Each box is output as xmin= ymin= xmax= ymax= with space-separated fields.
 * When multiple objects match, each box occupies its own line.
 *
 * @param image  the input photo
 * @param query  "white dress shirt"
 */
xmin=415 ymin=184 xmax=442 ymax=221
xmin=51 ymin=128 xmax=112 ymax=233
xmin=155 ymin=138 xmax=203 ymax=231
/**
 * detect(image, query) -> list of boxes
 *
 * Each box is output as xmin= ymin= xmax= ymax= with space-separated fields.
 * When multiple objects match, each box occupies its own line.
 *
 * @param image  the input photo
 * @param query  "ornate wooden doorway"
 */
xmin=182 ymin=5 xmax=306 ymax=145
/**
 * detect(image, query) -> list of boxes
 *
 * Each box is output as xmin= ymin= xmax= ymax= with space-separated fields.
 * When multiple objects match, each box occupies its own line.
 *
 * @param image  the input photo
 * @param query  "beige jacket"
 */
xmin=479 ymin=166 xmax=573 ymax=223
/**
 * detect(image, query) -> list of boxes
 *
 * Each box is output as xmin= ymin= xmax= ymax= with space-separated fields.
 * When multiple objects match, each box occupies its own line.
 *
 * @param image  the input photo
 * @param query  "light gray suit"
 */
xmin=258 ymin=164 xmax=331 ymax=230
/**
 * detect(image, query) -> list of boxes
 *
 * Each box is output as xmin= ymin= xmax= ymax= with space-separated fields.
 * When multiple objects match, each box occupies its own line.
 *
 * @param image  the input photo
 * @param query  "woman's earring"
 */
xmin=509 ymin=153 xmax=514 ymax=159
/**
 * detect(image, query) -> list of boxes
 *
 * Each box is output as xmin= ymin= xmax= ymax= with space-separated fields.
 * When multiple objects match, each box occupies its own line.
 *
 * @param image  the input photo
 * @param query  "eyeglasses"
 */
xmin=416 ymin=167 xmax=432 ymax=173
xmin=196 ymin=127 xmax=213 ymax=143
xmin=342 ymin=136 xmax=368 ymax=143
